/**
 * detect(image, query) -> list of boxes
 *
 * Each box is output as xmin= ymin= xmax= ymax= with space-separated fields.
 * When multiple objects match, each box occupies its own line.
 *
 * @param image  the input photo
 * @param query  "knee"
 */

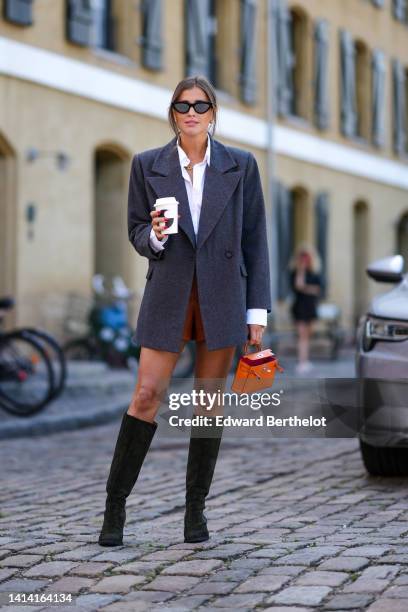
xmin=130 ymin=384 xmax=159 ymax=418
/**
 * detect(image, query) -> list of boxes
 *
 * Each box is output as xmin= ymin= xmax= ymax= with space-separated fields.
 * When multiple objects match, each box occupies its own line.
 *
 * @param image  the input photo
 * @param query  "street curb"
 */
xmin=0 ymin=375 xmax=356 ymax=441
xmin=0 ymin=401 xmax=128 ymax=440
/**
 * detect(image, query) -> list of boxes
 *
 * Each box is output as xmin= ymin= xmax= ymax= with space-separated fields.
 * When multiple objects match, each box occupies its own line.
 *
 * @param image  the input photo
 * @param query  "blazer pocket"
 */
xmin=240 ymin=261 xmax=248 ymax=277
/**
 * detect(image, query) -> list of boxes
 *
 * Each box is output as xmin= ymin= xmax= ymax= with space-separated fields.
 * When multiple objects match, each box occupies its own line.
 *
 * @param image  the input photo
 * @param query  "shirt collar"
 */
xmin=177 ymin=133 xmax=211 ymax=168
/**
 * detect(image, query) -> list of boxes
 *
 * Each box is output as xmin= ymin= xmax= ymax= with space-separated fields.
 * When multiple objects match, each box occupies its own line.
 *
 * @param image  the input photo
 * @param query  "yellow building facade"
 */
xmin=0 ymin=0 xmax=407 ymax=338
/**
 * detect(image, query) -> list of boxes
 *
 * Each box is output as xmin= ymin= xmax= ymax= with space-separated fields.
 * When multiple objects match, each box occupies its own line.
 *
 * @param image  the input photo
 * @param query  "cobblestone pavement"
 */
xmin=1 ymin=419 xmax=407 ymax=611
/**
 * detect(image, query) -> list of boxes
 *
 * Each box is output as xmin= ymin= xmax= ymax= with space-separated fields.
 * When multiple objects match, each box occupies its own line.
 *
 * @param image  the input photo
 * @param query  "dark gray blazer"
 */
xmin=128 ymin=134 xmax=271 ymax=353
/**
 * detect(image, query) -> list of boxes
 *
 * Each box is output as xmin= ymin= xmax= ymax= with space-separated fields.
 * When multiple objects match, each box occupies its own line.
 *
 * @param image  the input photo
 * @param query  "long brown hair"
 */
xmin=168 ymin=75 xmax=218 ymax=138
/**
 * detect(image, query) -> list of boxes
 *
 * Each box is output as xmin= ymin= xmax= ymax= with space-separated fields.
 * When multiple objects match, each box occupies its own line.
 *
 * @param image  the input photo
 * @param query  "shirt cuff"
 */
xmin=149 ymin=227 xmax=168 ymax=252
xmin=246 ymin=309 xmax=267 ymax=326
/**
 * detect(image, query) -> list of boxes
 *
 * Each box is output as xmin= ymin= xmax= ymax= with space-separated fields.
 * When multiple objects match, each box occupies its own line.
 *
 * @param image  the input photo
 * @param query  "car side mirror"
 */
xmin=366 ymin=255 xmax=404 ymax=283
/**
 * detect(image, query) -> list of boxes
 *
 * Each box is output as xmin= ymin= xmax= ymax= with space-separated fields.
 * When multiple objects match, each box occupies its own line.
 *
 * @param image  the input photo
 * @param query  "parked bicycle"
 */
xmin=0 ymin=297 xmax=67 ymax=416
xmin=63 ymin=274 xmax=196 ymax=378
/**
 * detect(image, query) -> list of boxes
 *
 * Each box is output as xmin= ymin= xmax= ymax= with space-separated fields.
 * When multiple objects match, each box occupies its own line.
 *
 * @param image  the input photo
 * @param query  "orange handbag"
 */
xmin=231 ymin=341 xmax=284 ymax=394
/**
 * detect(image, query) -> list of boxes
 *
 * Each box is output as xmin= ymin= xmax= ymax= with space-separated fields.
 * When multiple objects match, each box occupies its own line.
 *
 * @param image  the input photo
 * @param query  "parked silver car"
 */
xmin=355 ymin=255 xmax=408 ymax=475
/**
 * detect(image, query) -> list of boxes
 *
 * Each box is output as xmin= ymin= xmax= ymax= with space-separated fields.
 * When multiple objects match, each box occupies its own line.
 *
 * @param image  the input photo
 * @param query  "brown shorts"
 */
xmin=182 ymin=273 xmax=206 ymax=342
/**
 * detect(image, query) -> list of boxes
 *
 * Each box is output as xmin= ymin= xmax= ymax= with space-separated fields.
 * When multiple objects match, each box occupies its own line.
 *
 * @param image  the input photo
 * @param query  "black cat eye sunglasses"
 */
xmin=171 ymin=100 xmax=213 ymax=114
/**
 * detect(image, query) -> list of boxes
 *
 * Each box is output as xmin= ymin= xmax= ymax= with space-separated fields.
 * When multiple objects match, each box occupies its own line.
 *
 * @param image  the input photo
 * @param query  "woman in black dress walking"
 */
xmin=289 ymin=244 xmax=322 ymax=374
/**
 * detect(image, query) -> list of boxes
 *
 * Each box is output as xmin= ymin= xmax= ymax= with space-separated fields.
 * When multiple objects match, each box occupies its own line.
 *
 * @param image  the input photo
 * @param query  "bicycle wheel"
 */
xmin=0 ymin=331 xmax=54 ymax=416
xmin=20 ymin=328 xmax=67 ymax=400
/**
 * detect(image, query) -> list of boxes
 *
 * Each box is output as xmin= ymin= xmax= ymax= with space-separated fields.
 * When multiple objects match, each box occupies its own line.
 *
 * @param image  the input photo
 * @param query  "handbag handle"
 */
xmin=242 ymin=340 xmax=262 ymax=355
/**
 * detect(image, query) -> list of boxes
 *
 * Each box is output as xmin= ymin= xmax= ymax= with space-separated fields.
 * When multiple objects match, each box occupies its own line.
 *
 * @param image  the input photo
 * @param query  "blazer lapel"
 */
xmin=196 ymin=139 xmax=244 ymax=251
xmin=146 ymin=136 xmax=196 ymax=249
xmin=146 ymin=135 xmax=244 ymax=251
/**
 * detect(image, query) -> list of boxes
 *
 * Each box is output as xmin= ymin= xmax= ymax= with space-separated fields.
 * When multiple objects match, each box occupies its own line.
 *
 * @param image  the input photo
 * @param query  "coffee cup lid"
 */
xmin=155 ymin=197 xmax=178 ymax=206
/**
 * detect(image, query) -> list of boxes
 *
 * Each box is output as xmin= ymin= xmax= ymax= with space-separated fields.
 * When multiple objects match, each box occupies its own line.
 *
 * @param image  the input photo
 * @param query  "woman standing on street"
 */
xmin=289 ymin=244 xmax=322 ymax=374
xmin=98 ymin=75 xmax=271 ymax=547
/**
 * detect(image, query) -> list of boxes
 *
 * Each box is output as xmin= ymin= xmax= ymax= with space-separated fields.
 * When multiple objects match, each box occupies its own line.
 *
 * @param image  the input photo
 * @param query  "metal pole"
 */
xmin=266 ymin=0 xmax=278 ymax=312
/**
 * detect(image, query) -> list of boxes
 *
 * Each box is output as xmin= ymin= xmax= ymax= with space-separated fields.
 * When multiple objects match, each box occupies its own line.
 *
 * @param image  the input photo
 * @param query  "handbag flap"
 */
xmin=241 ymin=348 xmax=276 ymax=366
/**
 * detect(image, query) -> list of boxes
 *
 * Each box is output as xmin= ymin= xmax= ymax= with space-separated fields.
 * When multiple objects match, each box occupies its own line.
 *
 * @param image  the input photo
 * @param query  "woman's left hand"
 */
xmin=247 ymin=324 xmax=265 ymax=347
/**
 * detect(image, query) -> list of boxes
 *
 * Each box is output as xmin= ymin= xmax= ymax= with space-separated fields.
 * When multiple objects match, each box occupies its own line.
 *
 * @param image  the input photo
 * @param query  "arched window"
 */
xmin=291 ymin=185 xmax=313 ymax=245
xmin=274 ymin=183 xmax=321 ymax=302
xmin=279 ymin=184 xmax=314 ymax=303
xmin=94 ymin=145 xmax=132 ymax=290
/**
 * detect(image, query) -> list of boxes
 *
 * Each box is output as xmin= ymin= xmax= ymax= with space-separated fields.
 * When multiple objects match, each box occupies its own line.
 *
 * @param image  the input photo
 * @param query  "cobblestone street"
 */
xmin=1 ymin=417 xmax=408 ymax=611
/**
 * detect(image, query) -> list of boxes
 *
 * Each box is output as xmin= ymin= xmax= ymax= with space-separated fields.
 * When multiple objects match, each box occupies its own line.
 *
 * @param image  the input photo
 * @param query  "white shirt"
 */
xmin=149 ymin=135 xmax=267 ymax=326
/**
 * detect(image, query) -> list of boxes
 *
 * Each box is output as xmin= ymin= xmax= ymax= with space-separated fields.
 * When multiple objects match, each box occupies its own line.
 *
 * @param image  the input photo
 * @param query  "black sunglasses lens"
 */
xmin=173 ymin=102 xmax=190 ymax=113
xmin=195 ymin=102 xmax=211 ymax=113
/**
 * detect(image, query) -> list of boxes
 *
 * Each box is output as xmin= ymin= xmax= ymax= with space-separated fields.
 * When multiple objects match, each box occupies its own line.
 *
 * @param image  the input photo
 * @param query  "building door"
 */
xmin=0 ymin=134 xmax=17 ymax=327
xmin=94 ymin=148 xmax=130 ymax=290
xmin=292 ymin=185 xmax=312 ymax=246
xmin=353 ymin=200 xmax=369 ymax=328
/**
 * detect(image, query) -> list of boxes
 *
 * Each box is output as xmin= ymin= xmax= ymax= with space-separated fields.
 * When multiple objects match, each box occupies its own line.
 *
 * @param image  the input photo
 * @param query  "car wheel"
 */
xmin=359 ymin=438 xmax=408 ymax=476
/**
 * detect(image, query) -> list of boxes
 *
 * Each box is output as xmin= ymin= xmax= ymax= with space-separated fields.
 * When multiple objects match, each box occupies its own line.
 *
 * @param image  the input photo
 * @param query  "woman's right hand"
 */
xmin=150 ymin=210 xmax=181 ymax=241
xmin=150 ymin=209 xmax=167 ymax=241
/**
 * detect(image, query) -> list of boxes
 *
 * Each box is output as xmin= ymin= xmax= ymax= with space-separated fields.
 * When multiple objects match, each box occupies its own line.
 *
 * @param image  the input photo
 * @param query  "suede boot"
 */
xmin=98 ymin=412 xmax=157 ymax=546
xmin=184 ymin=416 xmax=223 ymax=543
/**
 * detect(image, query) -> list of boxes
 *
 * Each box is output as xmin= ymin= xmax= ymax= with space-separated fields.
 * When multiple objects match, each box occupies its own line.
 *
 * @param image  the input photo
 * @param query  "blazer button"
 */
xmin=225 ymin=250 xmax=233 ymax=259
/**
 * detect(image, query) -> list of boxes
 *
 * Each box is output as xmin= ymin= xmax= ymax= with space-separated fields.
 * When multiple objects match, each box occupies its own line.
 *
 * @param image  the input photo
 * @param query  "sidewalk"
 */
xmin=0 ymin=347 xmax=356 ymax=441
xmin=0 ymin=362 xmax=134 ymax=441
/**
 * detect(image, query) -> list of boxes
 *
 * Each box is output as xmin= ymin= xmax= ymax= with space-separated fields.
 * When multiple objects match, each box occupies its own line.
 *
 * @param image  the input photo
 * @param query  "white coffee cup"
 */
xmin=154 ymin=197 xmax=179 ymax=235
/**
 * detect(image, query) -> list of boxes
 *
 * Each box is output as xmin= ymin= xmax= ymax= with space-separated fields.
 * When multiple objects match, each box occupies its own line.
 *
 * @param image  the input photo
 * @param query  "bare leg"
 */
xmin=304 ymin=321 xmax=314 ymax=363
xmin=127 ymin=341 xmax=187 ymax=423
xmin=193 ymin=341 xmax=236 ymax=417
xmin=297 ymin=321 xmax=308 ymax=364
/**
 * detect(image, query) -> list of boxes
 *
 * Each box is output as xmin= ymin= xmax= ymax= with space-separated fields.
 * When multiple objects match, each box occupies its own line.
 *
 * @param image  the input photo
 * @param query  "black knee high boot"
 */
xmin=98 ymin=412 xmax=157 ymax=547
xmin=184 ymin=417 xmax=223 ymax=543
